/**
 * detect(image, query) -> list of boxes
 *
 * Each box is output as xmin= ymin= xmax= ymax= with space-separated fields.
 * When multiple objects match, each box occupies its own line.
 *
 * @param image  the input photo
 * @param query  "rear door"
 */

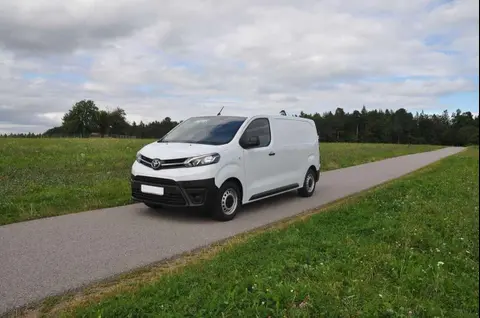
xmin=240 ymin=118 xmax=280 ymax=200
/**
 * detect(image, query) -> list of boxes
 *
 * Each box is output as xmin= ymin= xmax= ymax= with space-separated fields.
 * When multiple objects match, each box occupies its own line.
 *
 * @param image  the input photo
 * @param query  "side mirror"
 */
xmin=242 ymin=136 xmax=260 ymax=148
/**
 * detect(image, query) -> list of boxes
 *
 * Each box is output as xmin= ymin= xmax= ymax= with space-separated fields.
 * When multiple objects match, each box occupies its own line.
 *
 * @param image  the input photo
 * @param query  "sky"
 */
xmin=0 ymin=0 xmax=478 ymax=134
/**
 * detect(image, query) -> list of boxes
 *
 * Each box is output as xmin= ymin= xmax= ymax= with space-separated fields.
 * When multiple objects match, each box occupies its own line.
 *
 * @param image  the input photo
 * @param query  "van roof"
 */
xmin=247 ymin=114 xmax=314 ymax=122
xmin=191 ymin=114 xmax=313 ymax=123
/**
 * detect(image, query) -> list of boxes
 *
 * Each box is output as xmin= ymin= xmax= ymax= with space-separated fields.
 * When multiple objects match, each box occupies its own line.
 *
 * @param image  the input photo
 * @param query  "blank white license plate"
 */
xmin=141 ymin=184 xmax=164 ymax=196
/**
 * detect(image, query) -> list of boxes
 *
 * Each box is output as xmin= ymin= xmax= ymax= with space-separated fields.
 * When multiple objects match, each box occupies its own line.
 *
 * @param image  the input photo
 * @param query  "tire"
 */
xmin=211 ymin=181 xmax=242 ymax=221
xmin=144 ymin=202 xmax=162 ymax=209
xmin=298 ymin=168 xmax=317 ymax=197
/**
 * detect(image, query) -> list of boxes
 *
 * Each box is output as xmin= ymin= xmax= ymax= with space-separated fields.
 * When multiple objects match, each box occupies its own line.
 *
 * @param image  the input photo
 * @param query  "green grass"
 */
xmin=0 ymin=139 xmax=442 ymax=225
xmin=65 ymin=147 xmax=478 ymax=318
xmin=319 ymin=142 xmax=442 ymax=171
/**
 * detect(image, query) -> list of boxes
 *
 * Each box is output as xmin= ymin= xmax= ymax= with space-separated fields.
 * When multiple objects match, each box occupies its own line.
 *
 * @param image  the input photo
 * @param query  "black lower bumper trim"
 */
xmin=131 ymin=175 xmax=218 ymax=207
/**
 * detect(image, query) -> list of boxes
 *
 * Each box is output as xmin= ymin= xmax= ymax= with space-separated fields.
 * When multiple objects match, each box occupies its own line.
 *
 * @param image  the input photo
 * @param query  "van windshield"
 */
xmin=159 ymin=116 xmax=247 ymax=145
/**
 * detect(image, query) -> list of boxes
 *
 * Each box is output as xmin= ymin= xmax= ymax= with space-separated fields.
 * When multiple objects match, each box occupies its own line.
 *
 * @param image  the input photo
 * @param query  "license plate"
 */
xmin=141 ymin=184 xmax=164 ymax=195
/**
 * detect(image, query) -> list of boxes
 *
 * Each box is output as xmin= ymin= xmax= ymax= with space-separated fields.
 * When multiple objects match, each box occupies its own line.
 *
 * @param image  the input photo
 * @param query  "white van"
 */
xmin=131 ymin=114 xmax=320 ymax=221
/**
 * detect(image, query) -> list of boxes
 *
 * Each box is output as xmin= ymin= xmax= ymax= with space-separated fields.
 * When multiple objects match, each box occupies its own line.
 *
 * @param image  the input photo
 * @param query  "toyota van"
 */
xmin=131 ymin=114 xmax=320 ymax=221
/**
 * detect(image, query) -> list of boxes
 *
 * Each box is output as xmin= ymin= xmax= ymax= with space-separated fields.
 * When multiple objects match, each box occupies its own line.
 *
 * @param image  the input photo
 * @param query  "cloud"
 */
xmin=0 ymin=0 xmax=478 ymax=133
xmin=0 ymin=0 xmax=164 ymax=55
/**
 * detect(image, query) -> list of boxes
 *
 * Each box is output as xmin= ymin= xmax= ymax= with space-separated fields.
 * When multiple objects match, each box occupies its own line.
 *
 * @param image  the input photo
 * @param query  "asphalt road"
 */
xmin=0 ymin=147 xmax=463 ymax=314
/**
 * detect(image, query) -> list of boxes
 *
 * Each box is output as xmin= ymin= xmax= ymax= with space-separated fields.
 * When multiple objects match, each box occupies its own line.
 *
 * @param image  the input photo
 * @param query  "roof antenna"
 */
xmin=217 ymin=106 xmax=224 ymax=116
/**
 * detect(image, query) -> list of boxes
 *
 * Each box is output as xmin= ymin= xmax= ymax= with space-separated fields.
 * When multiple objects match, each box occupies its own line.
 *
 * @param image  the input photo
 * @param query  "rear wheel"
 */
xmin=211 ymin=181 xmax=241 ymax=221
xmin=298 ymin=168 xmax=316 ymax=197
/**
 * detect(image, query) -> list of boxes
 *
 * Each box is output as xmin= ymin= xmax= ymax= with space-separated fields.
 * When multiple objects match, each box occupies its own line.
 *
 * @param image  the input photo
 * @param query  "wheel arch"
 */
xmin=222 ymin=177 xmax=244 ymax=201
xmin=308 ymin=165 xmax=319 ymax=181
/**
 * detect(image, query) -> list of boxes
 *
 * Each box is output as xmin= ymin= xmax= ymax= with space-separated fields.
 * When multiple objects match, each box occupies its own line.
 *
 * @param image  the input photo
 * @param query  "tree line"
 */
xmin=44 ymin=100 xmax=178 ymax=139
xmin=299 ymin=106 xmax=478 ymax=146
xmin=3 ymin=99 xmax=478 ymax=146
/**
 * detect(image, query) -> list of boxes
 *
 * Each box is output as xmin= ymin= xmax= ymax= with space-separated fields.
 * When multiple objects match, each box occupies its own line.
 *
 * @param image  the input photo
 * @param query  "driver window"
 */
xmin=241 ymin=118 xmax=271 ymax=147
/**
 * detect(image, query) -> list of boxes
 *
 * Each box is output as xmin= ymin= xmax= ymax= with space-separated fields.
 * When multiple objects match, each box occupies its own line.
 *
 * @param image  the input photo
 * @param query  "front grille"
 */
xmin=131 ymin=176 xmax=187 ymax=205
xmin=138 ymin=155 xmax=188 ymax=169
xmin=132 ymin=175 xmax=176 ymax=186
xmin=138 ymin=155 xmax=152 ymax=168
xmin=131 ymin=175 xmax=212 ymax=207
xmin=163 ymin=158 xmax=188 ymax=164
xmin=140 ymin=155 xmax=152 ymax=163
xmin=132 ymin=187 xmax=187 ymax=205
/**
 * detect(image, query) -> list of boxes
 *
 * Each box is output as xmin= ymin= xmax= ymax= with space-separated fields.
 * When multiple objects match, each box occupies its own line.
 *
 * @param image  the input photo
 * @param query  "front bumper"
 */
xmin=131 ymin=175 xmax=218 ymax=207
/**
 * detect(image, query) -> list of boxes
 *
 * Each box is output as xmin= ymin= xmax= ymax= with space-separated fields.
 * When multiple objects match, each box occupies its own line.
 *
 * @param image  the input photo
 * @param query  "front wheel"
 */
xmin=298 ymin=168 xmax=317 ymax=197
xmin=211 ymin=181 xmax=241 ymax=221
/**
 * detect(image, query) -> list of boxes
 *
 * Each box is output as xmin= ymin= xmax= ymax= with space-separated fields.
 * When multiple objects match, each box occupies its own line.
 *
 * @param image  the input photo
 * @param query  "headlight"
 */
xmin=185 ymin=153 xmax=220 ymax=167
xmin=136 ymin=152 xmax=142 ymax=163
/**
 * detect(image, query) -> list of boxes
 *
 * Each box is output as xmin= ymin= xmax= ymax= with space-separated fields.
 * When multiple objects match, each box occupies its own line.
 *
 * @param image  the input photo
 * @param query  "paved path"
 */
xmin=0 ymin=147 xmax=463 ymax=314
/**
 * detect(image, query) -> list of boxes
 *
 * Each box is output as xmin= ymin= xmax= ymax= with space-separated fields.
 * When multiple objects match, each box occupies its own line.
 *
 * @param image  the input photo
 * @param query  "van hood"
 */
xmin=139 ymin=141 xmax=223 ymax=160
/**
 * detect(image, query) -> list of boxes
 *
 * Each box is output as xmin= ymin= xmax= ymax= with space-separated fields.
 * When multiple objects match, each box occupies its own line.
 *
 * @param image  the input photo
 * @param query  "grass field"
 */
xmin=44 ymin=147 xmax=477 ymax=318
xmin=0 ymin=138 xmax=442 ymax=225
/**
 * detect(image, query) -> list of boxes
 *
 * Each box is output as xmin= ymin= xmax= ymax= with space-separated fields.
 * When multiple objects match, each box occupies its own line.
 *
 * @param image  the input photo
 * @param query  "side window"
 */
xmin=240 ymin=118 xmax=271 ymax=147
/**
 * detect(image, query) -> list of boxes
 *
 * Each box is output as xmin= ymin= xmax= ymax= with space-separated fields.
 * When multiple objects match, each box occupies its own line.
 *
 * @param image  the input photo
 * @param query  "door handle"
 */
xmin=269 ymin=152 xmax=275 ymax=156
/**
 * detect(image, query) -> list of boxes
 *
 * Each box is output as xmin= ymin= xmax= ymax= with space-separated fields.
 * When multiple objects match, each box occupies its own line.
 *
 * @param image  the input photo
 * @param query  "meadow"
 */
xmin=0 ymin=138 xmax=442 ymax=225
xmin=36 ymin=147 xmax=478 ymax=317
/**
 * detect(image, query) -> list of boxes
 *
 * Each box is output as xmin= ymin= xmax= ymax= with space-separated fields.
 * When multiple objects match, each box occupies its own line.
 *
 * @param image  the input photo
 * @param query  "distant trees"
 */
xmin=4 ymin=99 xmax=478 ymax=146
xmin=40 ymin=99 xmax=179 ymax=139
xmin=299 ymin=107 xmax=478 ymax=146
xmin=109 ymin=107 xmax=130 ymax=136
xmin=97 ymin=110 xmax=110 ymax=137
xmin=2 ymin=132 xmax=43 ymax=138
xmin=43 ymin=100 xmax=135 ymax=138
xmin=97 ymin=107 xmax=130 ymax=137
xmin=61 ymin=100 xmax=99 ymax=137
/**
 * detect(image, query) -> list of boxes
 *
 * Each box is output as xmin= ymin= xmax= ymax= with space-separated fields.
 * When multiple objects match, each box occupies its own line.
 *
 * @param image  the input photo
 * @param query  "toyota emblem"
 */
xmin=151 ymin=159 xmax=162 ymax=170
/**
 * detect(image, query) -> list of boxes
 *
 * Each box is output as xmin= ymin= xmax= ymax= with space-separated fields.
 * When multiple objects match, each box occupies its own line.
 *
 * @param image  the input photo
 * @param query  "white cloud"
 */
xmin=0 ymin=0 xmax=478 ymax=133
